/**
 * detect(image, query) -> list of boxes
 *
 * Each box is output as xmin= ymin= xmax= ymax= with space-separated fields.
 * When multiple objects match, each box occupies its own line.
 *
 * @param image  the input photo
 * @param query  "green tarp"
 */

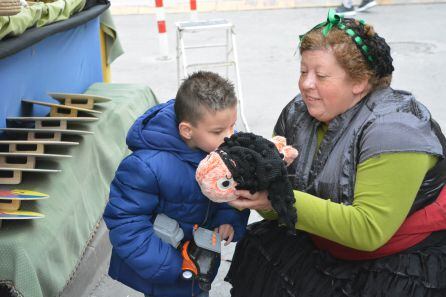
xmin=0 ymin=0 xmax=86 ymax=41
xmin=100 ymin=9 xmax=123 ymax=65
xmin=0 ymin=83 xmax=158 ymax=297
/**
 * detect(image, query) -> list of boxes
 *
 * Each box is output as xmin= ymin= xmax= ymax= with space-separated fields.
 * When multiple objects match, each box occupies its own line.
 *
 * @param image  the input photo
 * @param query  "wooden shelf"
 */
xmin=22 ymin=99 xmax=102 ymax=117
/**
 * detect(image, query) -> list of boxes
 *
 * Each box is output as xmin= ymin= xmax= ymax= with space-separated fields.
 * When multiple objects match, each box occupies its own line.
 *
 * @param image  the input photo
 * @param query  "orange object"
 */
xmin=212 ymin=233 xmax=217 ymax=246
xmin=181 ymin=241 xmax=198 ymax=275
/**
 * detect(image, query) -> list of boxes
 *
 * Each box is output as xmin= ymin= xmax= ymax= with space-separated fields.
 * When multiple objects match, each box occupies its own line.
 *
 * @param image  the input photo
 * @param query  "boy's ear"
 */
xmin=178 ymin=121 xmax=193 ymax=140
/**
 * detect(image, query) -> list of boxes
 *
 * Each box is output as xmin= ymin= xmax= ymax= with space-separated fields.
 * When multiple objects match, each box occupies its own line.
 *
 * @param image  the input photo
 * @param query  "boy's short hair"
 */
xmin=175 ymin=71 xmax=237 ymax=125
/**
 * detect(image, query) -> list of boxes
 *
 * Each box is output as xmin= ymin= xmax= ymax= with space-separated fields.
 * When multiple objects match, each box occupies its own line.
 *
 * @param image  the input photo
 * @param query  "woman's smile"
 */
xmin=305 ymin=95 xmax=321 ymax=102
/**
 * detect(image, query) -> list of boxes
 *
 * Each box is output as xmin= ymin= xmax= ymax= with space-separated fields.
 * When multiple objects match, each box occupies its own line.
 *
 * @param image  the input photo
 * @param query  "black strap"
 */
xmin=409 ymin=120 xmax=446 ymax=214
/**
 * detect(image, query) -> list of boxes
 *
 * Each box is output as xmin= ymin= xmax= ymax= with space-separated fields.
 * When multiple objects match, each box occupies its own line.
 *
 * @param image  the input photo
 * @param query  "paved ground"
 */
xmin=90 ymin=2 xmax=446 ymax=296
xmin=109 ymin=0 xmax=446 ymax=14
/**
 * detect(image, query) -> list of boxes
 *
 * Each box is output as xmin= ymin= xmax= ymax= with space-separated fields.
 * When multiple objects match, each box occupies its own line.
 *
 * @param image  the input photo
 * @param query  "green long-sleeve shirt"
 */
xmin=261 ymin=126 xmax=438 ymax=251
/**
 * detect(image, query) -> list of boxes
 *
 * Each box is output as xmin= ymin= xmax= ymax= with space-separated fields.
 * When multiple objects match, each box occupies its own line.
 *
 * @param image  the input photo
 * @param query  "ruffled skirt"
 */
xmin=225 ymin=220 xmax=446 ymax=297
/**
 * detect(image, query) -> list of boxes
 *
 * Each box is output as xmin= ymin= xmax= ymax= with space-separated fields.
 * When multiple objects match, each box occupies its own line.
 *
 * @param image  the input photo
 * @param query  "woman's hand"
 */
xmin=215 ymin=224 xmax=234 ymax=246
xmin=228 ymin=190 xmax=273 ymax=211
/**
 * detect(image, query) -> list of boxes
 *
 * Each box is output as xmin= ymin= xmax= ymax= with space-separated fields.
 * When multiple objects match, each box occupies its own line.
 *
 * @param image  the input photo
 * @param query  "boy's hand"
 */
xmin=214 ymin=224 xmax=234 ymax=246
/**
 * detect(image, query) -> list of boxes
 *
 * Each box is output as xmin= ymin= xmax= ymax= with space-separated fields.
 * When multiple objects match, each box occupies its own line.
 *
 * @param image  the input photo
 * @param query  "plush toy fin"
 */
xmin=268 ymin=179 xmax=297 ymax=233
xmin=270 ymin=136 xmax=298 ymax=166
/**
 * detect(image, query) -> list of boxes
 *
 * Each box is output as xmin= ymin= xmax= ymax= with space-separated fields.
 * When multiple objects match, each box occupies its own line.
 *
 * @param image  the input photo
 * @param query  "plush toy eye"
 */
xmin=217 ymin=177 xmax=234 ymax=190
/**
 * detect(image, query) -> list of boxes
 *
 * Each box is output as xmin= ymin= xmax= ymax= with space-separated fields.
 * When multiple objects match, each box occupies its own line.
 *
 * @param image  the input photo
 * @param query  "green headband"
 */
xmin=299 ymin=9 xmax=374 ymax=63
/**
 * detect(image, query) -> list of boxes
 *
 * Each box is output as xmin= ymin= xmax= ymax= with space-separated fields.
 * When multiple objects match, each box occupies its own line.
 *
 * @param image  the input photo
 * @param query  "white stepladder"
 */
xmin=175 ymin=19 xmax=250 ymax=132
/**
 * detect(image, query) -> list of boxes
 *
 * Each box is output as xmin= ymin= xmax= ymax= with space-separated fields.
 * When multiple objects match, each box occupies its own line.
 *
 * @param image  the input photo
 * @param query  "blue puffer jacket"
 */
xmin=103 ymin=100 xmax=249 ymax=297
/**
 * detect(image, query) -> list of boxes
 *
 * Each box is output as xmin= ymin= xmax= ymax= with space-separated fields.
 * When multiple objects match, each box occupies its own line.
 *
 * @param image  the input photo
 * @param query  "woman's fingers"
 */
xmin=234 ymin=189 xmax=256 ymax=199
xmin=229 ymin=198 xmax=257 ymax=209
xmin=229 ymin=192 xmax=273 ymax=211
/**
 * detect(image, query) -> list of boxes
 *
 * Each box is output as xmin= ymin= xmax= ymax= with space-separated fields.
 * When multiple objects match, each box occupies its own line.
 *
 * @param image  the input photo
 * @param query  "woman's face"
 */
xmin=299 ymin=49 xmax=367 ymax=123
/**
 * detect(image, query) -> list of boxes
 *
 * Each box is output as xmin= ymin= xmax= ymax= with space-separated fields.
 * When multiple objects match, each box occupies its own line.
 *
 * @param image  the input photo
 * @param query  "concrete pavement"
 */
xmin=109 ymin=0 xmax=446 ymax=15
xmin=90 ymin=2 xmax=446 ymax=296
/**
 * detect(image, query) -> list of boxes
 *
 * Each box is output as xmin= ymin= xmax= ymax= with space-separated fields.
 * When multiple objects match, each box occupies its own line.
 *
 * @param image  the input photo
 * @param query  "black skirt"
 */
xmin=225 ymin=220 xmax=446 ymax=297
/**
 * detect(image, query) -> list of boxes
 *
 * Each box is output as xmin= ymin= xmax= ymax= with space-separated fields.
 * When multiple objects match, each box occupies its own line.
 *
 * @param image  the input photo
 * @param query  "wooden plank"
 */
xmin=0 ymin=156 xmax=36 ymax=169
xmin=1 ymin=128 xmax=94 ymax=135
xmin=0 ymin=199 xmax=21 ymax=211
xmin=48 ymin=92 xmax=111 ymax=103
xmin=7 ymin=117 xmax=98 ymax=122
xmin=0 ymin=170 xmax=22 ymax=184
xmin=0 ymin=152 xmax=71 ymax=158
xmin=48 ymin=93 xmax=111 ymax=109
xmin=22 ymin=99 xmax=102 ymax=115
xmin=0 ymin=168 xmax=61 ymax=173
xmin=0 ymin=140 xmax=79 ymax=145
xmin=0 ymin=141 xmax=78 ymax=152
xmin=0 ymin=168 xmax=60 ymax=184
xmin=7 ymin=117 xmax=98 ymax=129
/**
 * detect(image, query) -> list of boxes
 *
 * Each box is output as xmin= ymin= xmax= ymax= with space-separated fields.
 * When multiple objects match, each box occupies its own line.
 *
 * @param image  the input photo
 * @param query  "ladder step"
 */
xmin=176 ymin=19 xmax=232 ymax=31
xmin=186 ymin=61 xmax=236 ymax=69
xmin=184 ymin=43 xmax=228 ymax=50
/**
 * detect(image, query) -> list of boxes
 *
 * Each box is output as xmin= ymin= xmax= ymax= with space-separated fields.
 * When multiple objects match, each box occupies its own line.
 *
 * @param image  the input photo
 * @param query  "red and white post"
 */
xmin=190 ymin=0 xmax=197 ymax=21
xmin=155 ymin=0 xmax=169 ymax=60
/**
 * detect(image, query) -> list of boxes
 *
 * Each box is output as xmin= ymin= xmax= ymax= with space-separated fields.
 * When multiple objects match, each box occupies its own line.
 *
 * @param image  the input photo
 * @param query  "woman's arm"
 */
xmin=230 ymin=152 xmax=437 ymax=251
xmin=294 ymin=152 xmax=437 ymax=251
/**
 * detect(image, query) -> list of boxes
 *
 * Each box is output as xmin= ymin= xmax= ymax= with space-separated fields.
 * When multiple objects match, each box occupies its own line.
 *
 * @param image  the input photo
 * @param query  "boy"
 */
xmin=103 ymin=71 xmax=250 ymax=297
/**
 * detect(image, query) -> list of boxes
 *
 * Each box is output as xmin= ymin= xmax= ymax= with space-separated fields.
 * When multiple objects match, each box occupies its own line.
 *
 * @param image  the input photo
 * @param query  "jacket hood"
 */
xmin=126 ymin=99 xmax=206 ymax=165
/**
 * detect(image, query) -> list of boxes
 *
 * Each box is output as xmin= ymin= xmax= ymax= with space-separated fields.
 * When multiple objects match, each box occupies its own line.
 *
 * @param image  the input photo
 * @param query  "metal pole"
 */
xmin=176 ymin=29 xmax=181 ymax=87
xmin=231 ymin=27 xmax=250 ymax=132
xmin=155 ymin=0 xmax=169 ymax=60
xmin=179 ymin=29 xmax=189 ymax=78
xmin=190 ymin=0 xmax=198 ymax=21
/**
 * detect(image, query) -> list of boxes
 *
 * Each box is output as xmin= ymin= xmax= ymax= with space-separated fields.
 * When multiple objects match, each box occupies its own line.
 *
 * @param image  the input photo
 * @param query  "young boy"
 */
xmin=103 ymin=71 xmax=250 ymax=297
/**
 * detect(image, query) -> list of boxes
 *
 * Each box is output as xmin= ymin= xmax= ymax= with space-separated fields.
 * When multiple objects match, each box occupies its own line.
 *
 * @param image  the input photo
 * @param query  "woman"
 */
xmin=226 ymin=9 xmax=446 ymax=297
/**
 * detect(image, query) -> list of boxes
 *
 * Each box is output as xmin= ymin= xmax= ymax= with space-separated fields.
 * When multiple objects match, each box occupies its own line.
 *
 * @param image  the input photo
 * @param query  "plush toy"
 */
xmin=196 ymin=132 xmax=299 ymax=231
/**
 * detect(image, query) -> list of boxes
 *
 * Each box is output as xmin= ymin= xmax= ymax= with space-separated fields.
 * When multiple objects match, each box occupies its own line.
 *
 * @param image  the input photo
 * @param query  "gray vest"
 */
xmin=274 ymin=87 xmax=445 ymax=213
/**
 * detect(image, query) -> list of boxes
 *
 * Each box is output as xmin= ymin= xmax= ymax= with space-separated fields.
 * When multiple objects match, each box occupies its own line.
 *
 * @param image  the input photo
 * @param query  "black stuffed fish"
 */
xmin=196 ymin=132 xmax=298 ymax=232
